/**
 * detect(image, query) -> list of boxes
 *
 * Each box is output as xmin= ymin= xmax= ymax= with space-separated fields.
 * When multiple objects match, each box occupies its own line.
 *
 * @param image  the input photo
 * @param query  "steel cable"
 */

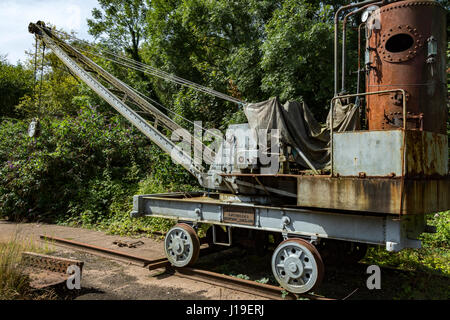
xmin=49 ymin=29 xmax=229 ymax=140
xmin=51 ymin=29 xmax=243 ymax=104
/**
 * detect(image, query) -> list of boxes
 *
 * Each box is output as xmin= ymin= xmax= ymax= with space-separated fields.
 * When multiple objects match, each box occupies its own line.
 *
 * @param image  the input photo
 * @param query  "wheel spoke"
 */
xmin=271 ymin=239 xmax=323 ymax=294
xmin=302 ymin=275 xmax=311 ymax=284
xmin=284 ymin=275 xmax=291 ymax=284
xmin=165 ymin=224 xmax=200 ymax=268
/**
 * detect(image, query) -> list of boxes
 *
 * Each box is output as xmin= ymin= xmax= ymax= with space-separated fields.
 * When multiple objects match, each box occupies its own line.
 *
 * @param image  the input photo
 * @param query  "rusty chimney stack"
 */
xmin=365 ymin=0 xmax=447 ymax=134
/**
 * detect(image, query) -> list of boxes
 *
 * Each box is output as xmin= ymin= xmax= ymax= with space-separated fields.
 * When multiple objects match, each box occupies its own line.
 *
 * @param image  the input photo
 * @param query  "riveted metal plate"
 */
xmin=379 ymin=24 xmax=424 ymax=63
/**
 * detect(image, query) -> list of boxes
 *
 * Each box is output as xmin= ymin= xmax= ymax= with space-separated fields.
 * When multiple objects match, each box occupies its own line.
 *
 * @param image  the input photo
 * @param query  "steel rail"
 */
xmin=40 ymin=235 xmax=164 ymax=267
xmin=39 ymin=235 xmax=333 ymax=300
xmin=169 ymin=267 xmax=309 ymax=300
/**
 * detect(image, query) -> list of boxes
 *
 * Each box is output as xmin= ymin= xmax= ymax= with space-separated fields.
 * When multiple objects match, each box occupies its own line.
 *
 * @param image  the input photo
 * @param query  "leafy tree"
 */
xmin=87 ymin=0 xmax=162 ymax=105
xmin=0 ymin=56 xmax=33 ymax=118
xmin=261 ymin=0 xmax=336 ymax=119
xmin=143 ymin=0 xmax=352 ymax=125
xmin=88 ymin=0 xmax=149 ymax=63
xmin=0 ymin=106 xmax=192 ymax=222
xmin=15 ymin=37 xmax=85 ymax=118
xmin=143 ymin=0 xmax=282 ymax=129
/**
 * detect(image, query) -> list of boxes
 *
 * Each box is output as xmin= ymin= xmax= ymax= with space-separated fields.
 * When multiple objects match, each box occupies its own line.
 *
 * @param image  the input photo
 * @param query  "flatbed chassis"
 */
xmin=131 ymin=191 xmax=427 ymax=252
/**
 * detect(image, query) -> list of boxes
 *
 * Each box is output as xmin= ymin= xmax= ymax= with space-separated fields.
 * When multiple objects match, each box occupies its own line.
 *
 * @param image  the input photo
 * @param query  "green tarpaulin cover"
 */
xmin=244 ymin=97 xmax=360 ymax=170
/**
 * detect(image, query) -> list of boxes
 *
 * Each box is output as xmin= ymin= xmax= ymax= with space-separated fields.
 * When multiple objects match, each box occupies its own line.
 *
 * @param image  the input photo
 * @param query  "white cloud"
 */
xmin=0 ymin=0 xmax=99 ymax=64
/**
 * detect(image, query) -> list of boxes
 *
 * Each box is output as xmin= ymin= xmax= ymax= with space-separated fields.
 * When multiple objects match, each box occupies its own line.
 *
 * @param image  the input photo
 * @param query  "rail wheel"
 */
xmin=165 ymin=223 xmax=200 ymax=267
xmin=271 ymin=238 xmax=324 ymax=294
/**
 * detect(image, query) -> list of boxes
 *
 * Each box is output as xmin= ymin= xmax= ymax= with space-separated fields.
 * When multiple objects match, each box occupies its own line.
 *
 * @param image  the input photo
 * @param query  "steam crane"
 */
xmin=29 ymin=0 xmax=449 ymax=294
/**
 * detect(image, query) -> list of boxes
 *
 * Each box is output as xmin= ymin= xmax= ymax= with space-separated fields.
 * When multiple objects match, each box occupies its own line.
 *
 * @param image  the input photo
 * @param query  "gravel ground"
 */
xmin=0 ymin=220 xmax=265 ymax=300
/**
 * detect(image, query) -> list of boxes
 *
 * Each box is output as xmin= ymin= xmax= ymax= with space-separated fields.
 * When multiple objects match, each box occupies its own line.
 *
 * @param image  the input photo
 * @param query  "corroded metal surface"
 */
xmin=21 ymin=251 xmax=83 ymax=274
xmin=333 ymin=130 xmax=448 ymax=177
xmin=297 ymin=175 xmax=450 ymax=215
xmin=405 ymin=130 xmax=448 ymax=176
xmin=21 ymin=252 xmax=84 ymax=289
xmin=223 ymin=205 xmax=255 ymax=226
xmin=40 ymin=235 xmax=153 ymax=267
xmin=366 ymin=0 xmax=447 ymax=134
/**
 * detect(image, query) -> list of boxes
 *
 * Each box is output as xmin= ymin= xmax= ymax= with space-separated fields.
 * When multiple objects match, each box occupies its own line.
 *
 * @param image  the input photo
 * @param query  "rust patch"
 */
xmin=405 ymin=131 xmax=448 ymax=177
xmin=21 ymin=251 xmax=83 ymax=274
xmin=297 ymin=175 xmax=450 ymax=215
xmin=21 ymin=252 xmax=84 ymax=289
xmin=366 ymin=0 xmax=447 ymax=134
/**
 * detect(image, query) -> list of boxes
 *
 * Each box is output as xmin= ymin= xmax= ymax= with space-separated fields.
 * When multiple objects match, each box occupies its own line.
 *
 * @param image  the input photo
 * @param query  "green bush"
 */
xmin=420 ymin=211 xmax=450 ymax=248
xmin=0 ymin=106 xmax=196 ymax=226
xmin=0 ymin=57 xmax=33 ymax=118
xmin=95 ymin=174 xmax=198 ymax=236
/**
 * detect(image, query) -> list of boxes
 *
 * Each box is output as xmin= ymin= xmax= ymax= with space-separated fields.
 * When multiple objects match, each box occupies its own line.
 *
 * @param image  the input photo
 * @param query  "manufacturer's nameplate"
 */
xmin=223 ymin=206 xmax=255 ymax=226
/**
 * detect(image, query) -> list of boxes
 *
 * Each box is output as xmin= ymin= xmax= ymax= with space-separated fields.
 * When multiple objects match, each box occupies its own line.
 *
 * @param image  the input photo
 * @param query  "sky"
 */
xmin=0 ymin=0 xmax=99 ymax=65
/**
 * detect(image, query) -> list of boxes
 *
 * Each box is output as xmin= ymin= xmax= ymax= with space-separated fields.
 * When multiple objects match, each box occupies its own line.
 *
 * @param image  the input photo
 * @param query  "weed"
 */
xmin=0 ymin=234 xmax=56 ymax=300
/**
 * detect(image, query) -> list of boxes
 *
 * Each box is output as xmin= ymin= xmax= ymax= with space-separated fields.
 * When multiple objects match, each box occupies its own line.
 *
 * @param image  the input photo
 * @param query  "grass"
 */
xmin=0 ymin=234 xmax=56 ymax=300
xmin=363 ymin=246 xmax=450 ymax=277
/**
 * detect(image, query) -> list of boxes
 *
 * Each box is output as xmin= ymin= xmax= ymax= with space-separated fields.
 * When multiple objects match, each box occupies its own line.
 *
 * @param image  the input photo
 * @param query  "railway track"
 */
xmin=39 ymin=235 xmax=333 ymax=301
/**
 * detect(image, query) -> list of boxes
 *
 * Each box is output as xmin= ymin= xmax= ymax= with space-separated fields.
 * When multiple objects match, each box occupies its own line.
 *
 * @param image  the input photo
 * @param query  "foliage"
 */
xmin=95 ymin=174 xmax=197 ymax=236
xmin=88 ymin=0 xmax=149 ymax=63
xmin=14 ymin=35 xmax=89 ymax=119
xmin=0 ymin=240 xmax=31 ymax=300
xmin=0 ymin=56 xmax=33 ymax=118
xmin=142 ymin=0 xmax=350 ymax=125
xmin=420 ymin=211 xmax=450 ymax=249
xmin=261 ymin=1 xmax=335 ymax=115
xmin=0 ymin=107 xmax=194 ymax=225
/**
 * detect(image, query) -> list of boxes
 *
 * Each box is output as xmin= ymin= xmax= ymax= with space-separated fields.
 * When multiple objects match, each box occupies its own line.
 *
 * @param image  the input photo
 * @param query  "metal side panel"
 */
xmin=297 ymin=176 xmax=402 ymax=214
xmin=296 ymin=176 xmax=450 ymax=215
xmin=333 ymin=130 xmax=448 ymax=177
xmin=131 ymin=193 xmax=424 ymax=252
xmin=405 ymin=130 xmax=448 ymax=176
xmin=333 ymin=130 xmax=404 ymax=177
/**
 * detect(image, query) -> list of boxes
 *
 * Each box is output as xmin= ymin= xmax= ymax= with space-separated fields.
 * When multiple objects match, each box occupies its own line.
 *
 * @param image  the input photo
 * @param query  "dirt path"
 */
xmin=0 ymin=220 xmax=265 ymax=300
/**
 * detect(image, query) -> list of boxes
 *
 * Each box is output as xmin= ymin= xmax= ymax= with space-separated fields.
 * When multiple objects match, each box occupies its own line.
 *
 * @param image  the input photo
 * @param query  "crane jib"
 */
xmin=29 ymin=22 xmax=208 ymax=181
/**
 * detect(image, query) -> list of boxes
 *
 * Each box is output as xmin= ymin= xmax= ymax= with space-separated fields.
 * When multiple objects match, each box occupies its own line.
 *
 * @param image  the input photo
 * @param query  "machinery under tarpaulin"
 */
xmin=244 ymin=97 xmax=360 ymax=170
xmin=28 ymin=0 xmax=450 ymax=295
